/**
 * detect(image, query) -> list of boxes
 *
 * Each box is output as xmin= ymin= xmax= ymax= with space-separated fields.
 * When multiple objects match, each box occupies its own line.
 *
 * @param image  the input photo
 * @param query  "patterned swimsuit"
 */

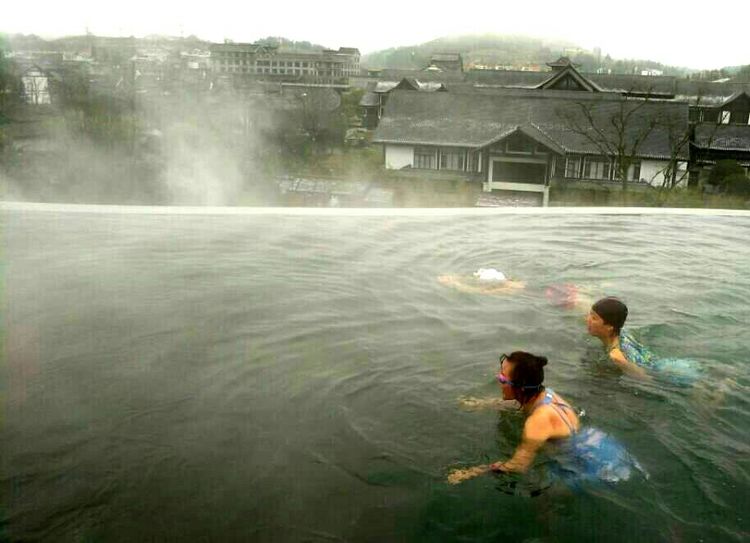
xmin=618 ymin=330 xmax=701 ymax=386
xmin=540 ymin=389 xmax=642 ymax=483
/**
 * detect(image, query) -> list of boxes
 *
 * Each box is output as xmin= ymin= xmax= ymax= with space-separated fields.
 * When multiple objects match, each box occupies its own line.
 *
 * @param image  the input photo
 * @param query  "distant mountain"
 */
xmin=362 ymin=34 xmax=692 ymax=76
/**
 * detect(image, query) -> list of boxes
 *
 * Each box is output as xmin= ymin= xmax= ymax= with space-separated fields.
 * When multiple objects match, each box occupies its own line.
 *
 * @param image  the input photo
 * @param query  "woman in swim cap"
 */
xmin=586 ymin=297 xmax=649 ymax=379
xmin=448 ymin=351 xmax=640 ymax=484
xmin=437 ymin=268 xmax=525 ymax=294
xmin=588 ymin=297 xmax=702 ymax=385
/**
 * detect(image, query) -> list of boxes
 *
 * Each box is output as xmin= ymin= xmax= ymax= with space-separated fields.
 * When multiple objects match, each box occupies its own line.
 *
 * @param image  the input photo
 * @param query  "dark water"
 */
xmin=2 ymin=206 xmax=749 ymax=542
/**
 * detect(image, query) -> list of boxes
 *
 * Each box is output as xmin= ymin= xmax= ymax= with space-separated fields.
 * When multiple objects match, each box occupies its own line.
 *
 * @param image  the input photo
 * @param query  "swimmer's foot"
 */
xmin=700 ymin=377 xmax=738 ymax=407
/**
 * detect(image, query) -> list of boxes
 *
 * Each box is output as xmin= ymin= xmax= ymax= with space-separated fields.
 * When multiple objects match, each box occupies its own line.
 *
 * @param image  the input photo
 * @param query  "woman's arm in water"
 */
xmin=438 ymin=275 xmax=525 ymax=295
xmin=458 ymin=397 xmax=517 ymax=411
xmin=447 ymin=411 xmax=549 ymax=484
xmin=610 ymin=349 xmax=651 ymax=380
xmin=489 ymin=411 xmax=548 ymax=473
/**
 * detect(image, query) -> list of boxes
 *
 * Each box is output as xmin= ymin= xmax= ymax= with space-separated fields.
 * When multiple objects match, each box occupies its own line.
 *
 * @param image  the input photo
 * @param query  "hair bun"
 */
xmin=537 ymin=356 xmax=548 ymax=368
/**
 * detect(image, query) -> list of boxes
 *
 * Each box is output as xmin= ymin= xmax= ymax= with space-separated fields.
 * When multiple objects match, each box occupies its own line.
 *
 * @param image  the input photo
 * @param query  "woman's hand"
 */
xmin=447 ymin=465 xmax=490 ymax=485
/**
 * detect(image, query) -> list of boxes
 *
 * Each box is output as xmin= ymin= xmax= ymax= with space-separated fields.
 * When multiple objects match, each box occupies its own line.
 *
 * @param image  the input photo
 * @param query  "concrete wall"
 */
xmin=384 ymin=144 xmax=414 ymax=170
xmin=641 ymin=160 xmax=689 ymax=187
xmin=485 ymin=181 xmax=549 ymax=206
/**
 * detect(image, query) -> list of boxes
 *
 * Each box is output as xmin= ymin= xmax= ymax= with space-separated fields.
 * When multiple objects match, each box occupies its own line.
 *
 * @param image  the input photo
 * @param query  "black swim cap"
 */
xmin=592 ymin=297 xmax=628 ymax=334
xmin=508 ymin=351 xmax=547 ymax=389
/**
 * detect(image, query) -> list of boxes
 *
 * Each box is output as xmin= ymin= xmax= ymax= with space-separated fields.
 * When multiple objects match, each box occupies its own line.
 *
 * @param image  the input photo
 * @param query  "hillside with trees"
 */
xmin=362 ymin=34 xmax=692 ymax=76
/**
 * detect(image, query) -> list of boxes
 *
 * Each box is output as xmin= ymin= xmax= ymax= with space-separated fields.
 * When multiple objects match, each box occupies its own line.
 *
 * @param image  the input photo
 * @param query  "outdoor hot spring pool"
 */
xmin=2 ymin=204 xmax=749 ymax=542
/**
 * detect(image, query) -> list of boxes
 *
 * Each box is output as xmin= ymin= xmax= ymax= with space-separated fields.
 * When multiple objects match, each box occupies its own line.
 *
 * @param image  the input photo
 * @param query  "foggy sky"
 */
xmin=3 ymin=0 xmax=749 ymax=70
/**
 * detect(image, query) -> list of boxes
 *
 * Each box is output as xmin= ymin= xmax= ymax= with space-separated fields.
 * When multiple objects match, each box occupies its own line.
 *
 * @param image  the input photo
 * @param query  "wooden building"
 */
xmin=373 ymin=62 xmax=692 ymax=204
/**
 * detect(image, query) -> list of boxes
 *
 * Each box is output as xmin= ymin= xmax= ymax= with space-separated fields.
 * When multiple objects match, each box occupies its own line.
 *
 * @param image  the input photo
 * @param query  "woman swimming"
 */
xmin=438 ymin=268 xmax=526 ymax=295
xmin=448 ymin=351 xmax=640 ymax=485
xmin=587 ymin=297 xmax=701 ymax=385
xmin=438 ymin=269 xmax=595 ymax=313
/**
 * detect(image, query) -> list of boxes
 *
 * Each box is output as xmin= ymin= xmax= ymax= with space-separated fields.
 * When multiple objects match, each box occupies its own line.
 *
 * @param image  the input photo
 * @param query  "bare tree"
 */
xmin=296 ymin=88 xmax=343 ymax=150
xmin=555 ymin=94 xmax=659 ymax=195
xmin=648 ymin=108 xmax=692 ymax=191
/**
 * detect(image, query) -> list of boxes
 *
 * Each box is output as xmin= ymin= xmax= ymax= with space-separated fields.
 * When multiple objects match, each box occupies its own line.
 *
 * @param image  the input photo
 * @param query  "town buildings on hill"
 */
xmin=2 ymin=35 xmax=749 ymax=206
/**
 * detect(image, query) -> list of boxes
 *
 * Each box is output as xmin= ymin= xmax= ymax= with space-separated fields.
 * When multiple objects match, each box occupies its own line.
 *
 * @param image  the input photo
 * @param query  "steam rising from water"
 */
xmin=2 ymin=81 xmax=281 ymax=205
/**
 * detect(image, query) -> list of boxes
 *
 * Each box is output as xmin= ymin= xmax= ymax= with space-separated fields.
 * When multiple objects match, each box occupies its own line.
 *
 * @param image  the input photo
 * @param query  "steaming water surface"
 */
xmin=2 ymin=206 xmax=749 ymax=541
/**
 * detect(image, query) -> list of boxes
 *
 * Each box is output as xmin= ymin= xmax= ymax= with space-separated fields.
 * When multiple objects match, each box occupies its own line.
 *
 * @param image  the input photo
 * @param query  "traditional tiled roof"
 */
xmin=718 ymin=91 xmax=750 ymax=108
xmin=465 ymin=70 xmax=550 ymax=87
xmin=373 ymin=89 xmax=689 ymax=159
xmin=534 ymin=65 xmax=605 ymax=92
xmin=464 ymin=69 xmax=664 ymax=95
xmin=372 ymin=78 xmax=449 ymax=94
xmin=373 ymin=81 xmax=399 ymax=93
xmin=359 ymin=91 xmax=379 ymax=107
xmin=394 ymin=77 xmax=420 ymax=91
xmin=589 ymin=74 xmax=677 ymax=94
xmin=693 ymin=124 xmax=750 ymax=151
xmin=673 ymin=81 xmax=750 ymax=104
xmin=547 ymin=57 xmax=577 ymax=68
xmin=362 ymin=68 xmax=465 ymax=82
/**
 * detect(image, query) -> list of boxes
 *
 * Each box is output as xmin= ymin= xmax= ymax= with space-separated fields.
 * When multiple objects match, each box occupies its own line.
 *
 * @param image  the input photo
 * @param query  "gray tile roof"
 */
xmin=535 ymin=66 xmax=606 ymax=92
xmin=694 ymin=124 xmax=750 ymax=151
xmin=673 ymin=81 xmax=750 ymax=104
xmin=589 ymin=74 xmax=677 ymax=94
xmin=465 ymin=70 xmax=550 ymax=86
xmin=718 ymin=91 xmax=750 ymax=108
xmin=359 ymin=91 xmax=379 ymax=107
xmin=364 ymin=68 xmax=466 ymax=82
xmin=459 ymin=71 xmax=750 ymax=102
xmin=372 ymin=78 xmax=450 ymax=94
xmin=373 ymin=89 xmax=689 ymax=159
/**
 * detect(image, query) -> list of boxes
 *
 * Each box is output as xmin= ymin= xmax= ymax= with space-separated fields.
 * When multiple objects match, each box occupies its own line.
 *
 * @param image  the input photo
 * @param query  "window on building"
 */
xmin=583 ymin=157 xmax=611 ymax=179
xmin=440 ymin=149 xmax=465 ymax=171
xmin=613 ymin=160 xmax=641 ymax=181
xmin=553 ymin=156 xmax=564 ymax=178
xmin=631 ymin=161 xmax=641 ymax=181
xmin=721 ymin=111 xmax=731 ymax=124
xmin=565 ymin=157 xmax=581 ymax=178
xmin=414 ymin=147 xmax=437 ymax=169
xmin=467 ymin=152 xmax=480 ymax=173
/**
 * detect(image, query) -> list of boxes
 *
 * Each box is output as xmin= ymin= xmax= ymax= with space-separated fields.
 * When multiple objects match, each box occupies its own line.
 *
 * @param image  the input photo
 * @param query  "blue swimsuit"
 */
xmin=540 ymin=389 xmax=642 ymax=483
xmin=618 ymin=330 xmax=701 ymax=386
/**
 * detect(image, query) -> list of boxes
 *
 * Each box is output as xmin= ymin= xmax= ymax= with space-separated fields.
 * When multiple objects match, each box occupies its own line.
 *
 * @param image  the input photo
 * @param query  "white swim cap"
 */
xmin=473 ymin=268 xmax=507 ymax=282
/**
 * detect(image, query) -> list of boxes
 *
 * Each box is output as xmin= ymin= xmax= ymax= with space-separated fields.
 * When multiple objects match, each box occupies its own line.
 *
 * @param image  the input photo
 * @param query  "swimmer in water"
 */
xmin=448 ymin=351 xmax=640 ymax=485
xmin=587 ymin=297 xmax=702 ymax=385
xmin=438 ymin=269 xmax=593 ymax=307
xmin=438 ymin=268 xmax=526 ymax=294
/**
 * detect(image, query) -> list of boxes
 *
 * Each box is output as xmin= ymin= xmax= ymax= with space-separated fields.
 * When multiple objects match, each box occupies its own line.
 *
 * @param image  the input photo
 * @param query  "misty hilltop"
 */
xmin=362 ymin=34 xmax=692 ymax=76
